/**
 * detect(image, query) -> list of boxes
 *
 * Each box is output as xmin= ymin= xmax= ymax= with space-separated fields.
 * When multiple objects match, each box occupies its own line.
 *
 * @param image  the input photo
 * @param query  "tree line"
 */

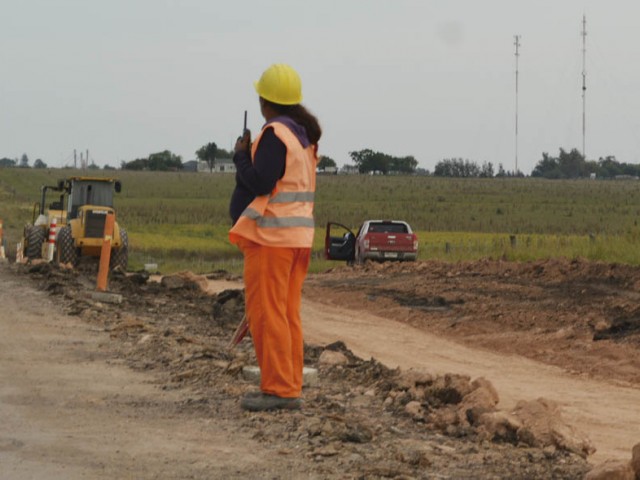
xmin=531 ymin=148 xmax=640 ymax=179
xmin=0 ymin=154 xmax=48 ymax=169
xmin=348 ymin=149 xmax=418 ymax=174
xmin=121 ymin=144 xmax=233 ymax=171
xmin=0 ymin=144 xmax=235 ymax=172
xmin=5 ymin=144 xmax=639 ymax=178
xmin=432 ymin=149 xmax=640 ymax=179
xmin=434 ymin=159 xmax=506 ymax=178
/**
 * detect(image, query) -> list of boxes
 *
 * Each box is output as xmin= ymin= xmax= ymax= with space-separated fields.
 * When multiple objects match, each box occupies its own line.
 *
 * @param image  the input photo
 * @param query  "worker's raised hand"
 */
xmin=235 ymin=129 xmax=251 ymax=154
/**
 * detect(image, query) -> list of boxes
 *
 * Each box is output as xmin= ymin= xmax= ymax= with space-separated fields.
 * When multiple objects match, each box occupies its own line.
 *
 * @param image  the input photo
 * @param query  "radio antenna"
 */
xmin=581 ymin=15 xmax=587 ymax=160
xmin=514 ymin=34 xmax=521 ymax=174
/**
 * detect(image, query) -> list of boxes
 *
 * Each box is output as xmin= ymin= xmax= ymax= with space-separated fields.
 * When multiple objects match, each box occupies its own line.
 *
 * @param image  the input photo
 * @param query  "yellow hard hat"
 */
xmin=254 ymin=63 xmax=303 ymax=105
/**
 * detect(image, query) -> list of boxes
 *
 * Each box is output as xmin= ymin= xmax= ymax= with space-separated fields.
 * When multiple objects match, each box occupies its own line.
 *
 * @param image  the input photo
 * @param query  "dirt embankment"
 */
xmin=2 ymin=258 xmax=639 ymax=478
xmin=304 ymin=258 xmax=640 ymax=385
xmin=302 ymin=258 xmax=640 ymax=465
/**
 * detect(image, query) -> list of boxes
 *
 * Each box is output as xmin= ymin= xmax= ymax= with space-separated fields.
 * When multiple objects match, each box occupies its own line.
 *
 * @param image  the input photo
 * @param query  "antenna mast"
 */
xmin=581 ymin=15 xmax=587 ymax=160
xmin=514 ymin=34 xmax=521 ymax=174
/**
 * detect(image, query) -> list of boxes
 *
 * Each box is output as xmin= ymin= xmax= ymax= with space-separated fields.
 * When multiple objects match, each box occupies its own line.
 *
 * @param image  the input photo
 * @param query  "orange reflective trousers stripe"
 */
xmin=237 ymin=238 xmax=310 ymax=398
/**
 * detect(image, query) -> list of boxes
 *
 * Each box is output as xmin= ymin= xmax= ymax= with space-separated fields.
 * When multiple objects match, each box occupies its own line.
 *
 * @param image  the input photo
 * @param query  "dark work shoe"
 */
xmin=240 ymin=393 xmax=302 ymax=412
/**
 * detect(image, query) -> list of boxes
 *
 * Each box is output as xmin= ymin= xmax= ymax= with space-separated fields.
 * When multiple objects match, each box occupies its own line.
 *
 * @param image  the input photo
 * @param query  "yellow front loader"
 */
xmin=22 ymin=177 xmax=128 ymax=270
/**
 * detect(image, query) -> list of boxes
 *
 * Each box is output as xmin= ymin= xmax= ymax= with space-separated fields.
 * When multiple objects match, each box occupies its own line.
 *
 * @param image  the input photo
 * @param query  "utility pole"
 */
xmin=514 ymin=34 xmax=521 ymax=174
xmin=581 ymin=15 xmax=587 ymax=160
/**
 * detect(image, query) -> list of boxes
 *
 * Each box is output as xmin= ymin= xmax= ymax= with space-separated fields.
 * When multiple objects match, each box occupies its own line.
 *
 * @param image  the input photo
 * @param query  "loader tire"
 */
xmin=110 ymin=228 xmax=128 ymax=272
xmin=55 ymin=226 xmax=78 ymax=266
xmin=24 ymin=226 xmax=46 ymax=259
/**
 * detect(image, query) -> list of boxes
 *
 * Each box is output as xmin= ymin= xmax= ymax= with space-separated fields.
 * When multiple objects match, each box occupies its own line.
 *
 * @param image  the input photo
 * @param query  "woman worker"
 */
xmin=229 ymin=63 xmax=322 ymax=411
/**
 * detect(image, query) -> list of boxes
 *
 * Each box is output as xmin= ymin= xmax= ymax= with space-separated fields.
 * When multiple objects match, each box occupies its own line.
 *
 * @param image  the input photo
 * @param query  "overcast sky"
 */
xmin=2 ymin=0 xmax=639 ymax=174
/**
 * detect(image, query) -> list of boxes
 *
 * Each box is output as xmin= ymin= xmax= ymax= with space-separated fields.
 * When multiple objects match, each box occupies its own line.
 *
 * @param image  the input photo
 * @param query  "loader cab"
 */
xmin=66 ymin=178 xmax=120 ymax=219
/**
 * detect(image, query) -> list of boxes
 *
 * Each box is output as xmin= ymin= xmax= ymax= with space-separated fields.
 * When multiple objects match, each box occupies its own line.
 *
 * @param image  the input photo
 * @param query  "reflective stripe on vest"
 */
xmin=269 ymin=191 xmax=315 ymax=204
xmin=242 ymin=207 xmax=316 ymax=228
xmin=229 ymin=121 xmax=318 ymax=248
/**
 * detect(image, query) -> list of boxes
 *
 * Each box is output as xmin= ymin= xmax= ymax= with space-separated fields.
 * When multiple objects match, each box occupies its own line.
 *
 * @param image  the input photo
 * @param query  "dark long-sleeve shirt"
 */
xmin=229 ymin=127 xmax=286 ymax=224
xmin=229 ymin=116 xmax=310 ymax=225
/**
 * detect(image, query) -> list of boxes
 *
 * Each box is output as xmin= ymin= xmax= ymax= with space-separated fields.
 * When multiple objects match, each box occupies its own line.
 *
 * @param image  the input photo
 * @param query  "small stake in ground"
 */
xmin=228 ymin=314 xmax=249 ymax=350
xmin=0 ymin=218 xmax=6 ymax=261
xmin=96 ymin=213 xmax=115 ymax=292
xmin=16 ymin=242 xmax=23 ymax=263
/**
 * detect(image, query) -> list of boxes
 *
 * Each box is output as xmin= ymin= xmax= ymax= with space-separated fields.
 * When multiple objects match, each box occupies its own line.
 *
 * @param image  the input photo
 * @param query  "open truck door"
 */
xmin=325 ymin=222 xmax=356 ymax=262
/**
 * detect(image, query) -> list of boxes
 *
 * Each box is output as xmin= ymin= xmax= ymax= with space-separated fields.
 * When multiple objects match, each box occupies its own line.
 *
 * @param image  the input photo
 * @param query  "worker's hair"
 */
xmin=263 ymin=99 xmax=322 ymax=145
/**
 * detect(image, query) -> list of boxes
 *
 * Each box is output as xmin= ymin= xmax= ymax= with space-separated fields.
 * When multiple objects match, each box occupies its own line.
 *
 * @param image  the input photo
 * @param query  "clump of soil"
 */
xmin=14 ymin=261 xmax=591 ymax=479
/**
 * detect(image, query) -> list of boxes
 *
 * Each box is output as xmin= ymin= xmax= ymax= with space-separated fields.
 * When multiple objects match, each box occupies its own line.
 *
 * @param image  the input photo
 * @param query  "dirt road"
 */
xmin=301 ymin=299 xmax=640 ymax=464
xmin=0 ymin=267 xmax=277 ymax=479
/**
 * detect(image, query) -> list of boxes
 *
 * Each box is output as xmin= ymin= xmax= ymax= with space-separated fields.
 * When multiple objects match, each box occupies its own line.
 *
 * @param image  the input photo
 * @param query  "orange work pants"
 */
xmin=237 ymin=238 xmax=311 ymax=398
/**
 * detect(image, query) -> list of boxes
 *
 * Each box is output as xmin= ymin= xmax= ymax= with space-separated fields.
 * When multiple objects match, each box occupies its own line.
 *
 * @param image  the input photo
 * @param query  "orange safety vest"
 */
xmin=229 ymin=121 xmax=318 ymax=248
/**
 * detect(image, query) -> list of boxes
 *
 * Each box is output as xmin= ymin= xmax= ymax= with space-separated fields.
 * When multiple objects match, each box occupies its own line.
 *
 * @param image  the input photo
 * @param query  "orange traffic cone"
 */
xmin=46 ymin=217 xmax=57 ymax=262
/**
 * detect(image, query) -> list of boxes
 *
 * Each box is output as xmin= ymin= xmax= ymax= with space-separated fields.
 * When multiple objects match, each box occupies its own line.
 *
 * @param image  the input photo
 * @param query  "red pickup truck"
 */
xmin=325 ymin=220 xmax=419 ymax=264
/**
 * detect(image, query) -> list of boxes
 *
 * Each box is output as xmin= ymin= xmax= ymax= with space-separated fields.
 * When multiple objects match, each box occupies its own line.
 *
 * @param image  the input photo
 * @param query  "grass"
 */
xmin=2 ymin=167 xmax=640 ymax=273
xmin=416 ymin=231 xmax=640 ymax=265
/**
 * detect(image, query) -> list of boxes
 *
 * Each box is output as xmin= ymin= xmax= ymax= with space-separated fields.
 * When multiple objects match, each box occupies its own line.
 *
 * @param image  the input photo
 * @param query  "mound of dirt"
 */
xmin=9 ymin=260 xmax=593 ymax=479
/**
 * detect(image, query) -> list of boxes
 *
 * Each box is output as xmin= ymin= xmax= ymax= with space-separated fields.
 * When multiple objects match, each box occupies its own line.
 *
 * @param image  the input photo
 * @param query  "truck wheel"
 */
xmin=55 ymin=226 xmax=79 ymax=266
xmin=355 ymin=245 xmax=364 ymax=265
xmin=24 ymin=226 xmax=46 ymax=259
xmin=110 ymin=229 xmax=128 ymax=272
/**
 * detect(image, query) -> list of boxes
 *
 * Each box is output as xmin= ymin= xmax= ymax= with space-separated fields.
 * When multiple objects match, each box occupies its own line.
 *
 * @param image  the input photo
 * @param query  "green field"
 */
xmin=2 ymin=168 xmax=640 ymax=273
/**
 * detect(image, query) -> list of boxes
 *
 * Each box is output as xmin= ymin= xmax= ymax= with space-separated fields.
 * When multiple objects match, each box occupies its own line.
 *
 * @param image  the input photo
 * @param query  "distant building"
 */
xmin=183 ymin=160 xmax=198 ymax=172
xmin=340 ymin=165 xmax=359 ymax=175
xmin=317 ymin=166 xmax=338 ymax=175
xmin=196 ymin=158 xmax=236 ymax=173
